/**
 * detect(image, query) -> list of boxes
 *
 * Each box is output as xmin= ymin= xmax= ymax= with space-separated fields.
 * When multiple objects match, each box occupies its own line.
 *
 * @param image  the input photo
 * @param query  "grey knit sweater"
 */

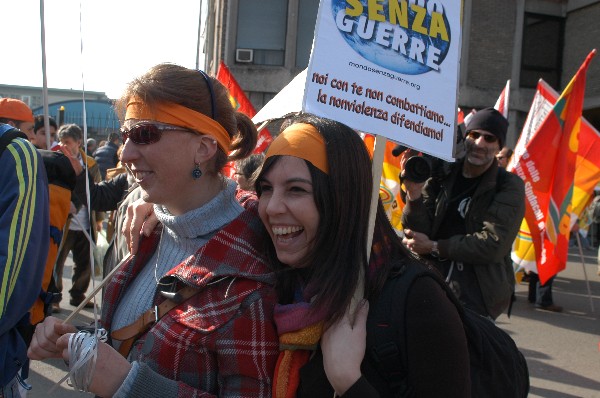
xmin=111 ymin=180 xmax=243 ymax=332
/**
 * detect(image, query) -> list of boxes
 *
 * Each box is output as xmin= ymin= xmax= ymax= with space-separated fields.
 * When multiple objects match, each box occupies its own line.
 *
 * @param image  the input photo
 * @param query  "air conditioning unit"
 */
xmin=236 ymin=48 xmax=254 ymax=63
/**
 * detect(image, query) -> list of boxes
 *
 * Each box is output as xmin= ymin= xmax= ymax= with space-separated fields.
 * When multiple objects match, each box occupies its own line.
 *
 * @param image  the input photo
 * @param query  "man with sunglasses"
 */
xmin=402 ymin=107 xmax=525 ymax=320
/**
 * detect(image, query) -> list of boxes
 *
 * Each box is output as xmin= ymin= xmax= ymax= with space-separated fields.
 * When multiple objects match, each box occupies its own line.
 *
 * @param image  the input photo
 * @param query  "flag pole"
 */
xmin=195 ymin=0 xmax=204 ymax=70
xmin=574 ymin=233 xmax=595 ymax=312
xmin=39 ymin=0 xmax=51 ymax=149
xmin=256 ymin=120 xmax=269 ymax=133
xmin=351 ymin=134 xmax=386 ymax=318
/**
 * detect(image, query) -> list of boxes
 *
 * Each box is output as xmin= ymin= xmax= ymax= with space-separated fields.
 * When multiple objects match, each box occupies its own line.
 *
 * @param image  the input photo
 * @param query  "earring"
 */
xmin=192 ymin=162 xmax=202 ymax=180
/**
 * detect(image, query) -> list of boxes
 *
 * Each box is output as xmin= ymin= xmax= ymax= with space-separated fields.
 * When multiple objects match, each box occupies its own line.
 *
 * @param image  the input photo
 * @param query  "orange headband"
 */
xmin=125 ymin=98 xmax=231 ymax=152
xmin=265 ymin=123 xmax=329 ymax=174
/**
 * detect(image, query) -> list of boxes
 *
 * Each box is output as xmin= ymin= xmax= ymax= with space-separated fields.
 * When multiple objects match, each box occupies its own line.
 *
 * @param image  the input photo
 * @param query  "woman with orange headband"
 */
xmin=255 ymin=114 xmax=470 ymax=397
xmin=28 ymin=64 xmax=279 ymax=397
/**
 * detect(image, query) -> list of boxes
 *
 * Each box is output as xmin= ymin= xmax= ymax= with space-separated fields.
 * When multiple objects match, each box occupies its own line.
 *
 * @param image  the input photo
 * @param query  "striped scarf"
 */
xmin=272 ymin=299 xmax=325 ymax=398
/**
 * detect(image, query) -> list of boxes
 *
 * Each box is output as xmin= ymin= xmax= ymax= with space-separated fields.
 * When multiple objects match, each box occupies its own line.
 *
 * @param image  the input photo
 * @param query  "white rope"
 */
xmin=49 ymin=328 xmax=107 ymax=393
xmin=51 ymin=0 xmax=102 ymax=392
xmin=66 ymin=331 xmax=97 ymax=391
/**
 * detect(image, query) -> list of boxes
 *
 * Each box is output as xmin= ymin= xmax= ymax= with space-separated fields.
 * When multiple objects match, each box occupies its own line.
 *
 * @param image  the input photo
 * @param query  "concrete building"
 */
xmin=204 ymin=0 xmax=600 ymax=147
xmin=0 ymin=84 xmax=109 ymax=110
xmin=0 ymin=84 xmax=118 ymax=139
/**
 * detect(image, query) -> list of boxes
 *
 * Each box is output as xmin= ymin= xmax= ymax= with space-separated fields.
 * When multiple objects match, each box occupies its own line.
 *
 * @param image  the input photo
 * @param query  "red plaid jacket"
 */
xmin=102 ymin=195 xmax=279 ymax=397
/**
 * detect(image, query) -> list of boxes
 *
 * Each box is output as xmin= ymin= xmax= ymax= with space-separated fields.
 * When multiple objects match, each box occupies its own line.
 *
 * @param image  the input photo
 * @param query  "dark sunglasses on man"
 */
xmin=466 ymin=131 xmax=498 ymax=143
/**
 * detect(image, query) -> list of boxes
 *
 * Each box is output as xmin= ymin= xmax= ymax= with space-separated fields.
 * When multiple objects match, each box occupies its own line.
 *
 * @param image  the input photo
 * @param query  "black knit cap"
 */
xmin=465 ymin=107 xmax=508 ymax=147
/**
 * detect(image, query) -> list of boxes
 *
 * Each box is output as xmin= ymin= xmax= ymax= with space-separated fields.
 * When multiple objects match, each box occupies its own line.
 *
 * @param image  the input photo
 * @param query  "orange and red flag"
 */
xmin=510 ymin=50 xmax=596 ymax=283
xmin=216 ymin=60 xmax=273 ymax=154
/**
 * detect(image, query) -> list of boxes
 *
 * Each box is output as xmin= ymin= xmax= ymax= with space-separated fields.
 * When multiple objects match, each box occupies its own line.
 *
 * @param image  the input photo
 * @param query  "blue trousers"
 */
xmin=528 ymin=272 xmax=555 ymax=307
xmin=0 ymin=376 xmax=22 ymax=398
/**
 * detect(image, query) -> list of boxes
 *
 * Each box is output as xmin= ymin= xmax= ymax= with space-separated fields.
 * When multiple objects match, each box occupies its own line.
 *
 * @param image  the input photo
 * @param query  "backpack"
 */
xmin=0 ymin=126 xmax=40 ymax=388
xmin=589 ymin=195 xmax=600 ymax=224
xmin=368 ymin=261 xmax=530 ymax=398
xmin=0 ymin=125 xmax=27 ymax=154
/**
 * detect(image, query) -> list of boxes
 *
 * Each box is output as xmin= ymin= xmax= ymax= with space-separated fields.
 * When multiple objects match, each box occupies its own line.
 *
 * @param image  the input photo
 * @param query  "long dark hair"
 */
xmin=256 ymin=114 xmax=412 ymax=323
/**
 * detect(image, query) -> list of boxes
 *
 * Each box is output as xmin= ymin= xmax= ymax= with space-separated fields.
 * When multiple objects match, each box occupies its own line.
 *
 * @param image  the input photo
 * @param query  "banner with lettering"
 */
xmin=304 ymin=0 xmax=462 ymax=161
xmin=511 ymin=78 xmax=600 ymax=273
xmin=510 ymin=50 xmax=596 ymax=283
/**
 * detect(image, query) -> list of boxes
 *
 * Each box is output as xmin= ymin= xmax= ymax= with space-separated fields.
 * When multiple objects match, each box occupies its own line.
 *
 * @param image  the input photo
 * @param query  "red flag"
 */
xmin=216 ymin=61 xmax=272 ymax=153
xmin=511 ymin=50 xmax=596 ymax=283
xmin=463 ymin=108 xmax=476 ymax=126
xmin=457 ymin=108 xmax=465 ymax=125
xmin=510 ymin=79 xmax=600 ymax=273
xmin=494 ymin=80 xmax=510 ymax=119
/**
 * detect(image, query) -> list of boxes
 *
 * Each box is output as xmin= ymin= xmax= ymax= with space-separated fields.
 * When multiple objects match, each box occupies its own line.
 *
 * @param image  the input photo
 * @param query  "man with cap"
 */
xmin=0 ymin=123 xmax=49 ymax=396
xmin=1 ymin=101 xmax=78 ymax=319
xmin=401 ymin=107 xmax=526 ymax=319
xmin=86 ymin=138 xmax=97 ymax=155
xmin=0 ymin=98 xmax=35 ymax=139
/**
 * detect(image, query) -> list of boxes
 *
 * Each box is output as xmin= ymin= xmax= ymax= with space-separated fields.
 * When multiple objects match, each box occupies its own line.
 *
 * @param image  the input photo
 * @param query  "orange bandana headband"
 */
xmin=125 ymin=98 xmax=231 ymax=152
xmin=265 ymin=123 xmax=329 ymax=174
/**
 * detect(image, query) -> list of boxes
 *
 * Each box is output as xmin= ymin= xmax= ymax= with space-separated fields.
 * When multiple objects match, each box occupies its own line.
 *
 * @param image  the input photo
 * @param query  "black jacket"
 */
xmin=93 ymin=141 xmax=119 ymax=179
xmin=296 ymin=264 xmax=470 ymax=397
xmin=402 ymin=160 xmax=525 ymax=319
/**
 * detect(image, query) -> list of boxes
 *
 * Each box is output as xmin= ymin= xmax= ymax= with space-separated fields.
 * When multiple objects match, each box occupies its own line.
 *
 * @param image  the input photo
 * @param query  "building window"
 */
xmin=31 ymin=96 xmax=42 ymax=109
xmin=236 ymin=0 xmax=288 ymax=66
xmin=520 ymin=13 xmax=564 ymax=89
xmin=295 ymin=0 xmax=320 ymax=68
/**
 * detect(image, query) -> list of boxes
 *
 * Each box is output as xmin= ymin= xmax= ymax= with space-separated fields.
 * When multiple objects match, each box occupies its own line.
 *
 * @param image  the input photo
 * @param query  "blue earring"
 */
xmin=192 ymin=162 xmax=202 ymax=180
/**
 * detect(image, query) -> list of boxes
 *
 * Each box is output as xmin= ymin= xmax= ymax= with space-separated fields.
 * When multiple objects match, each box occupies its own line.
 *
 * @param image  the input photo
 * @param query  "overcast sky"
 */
xmin=1 ymin=0 xmax=206 ymax=99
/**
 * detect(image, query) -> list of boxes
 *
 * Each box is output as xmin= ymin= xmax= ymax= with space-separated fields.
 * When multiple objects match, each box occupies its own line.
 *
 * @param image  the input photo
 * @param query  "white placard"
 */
xmin=303 ymin=0 xmax=462 ymax=161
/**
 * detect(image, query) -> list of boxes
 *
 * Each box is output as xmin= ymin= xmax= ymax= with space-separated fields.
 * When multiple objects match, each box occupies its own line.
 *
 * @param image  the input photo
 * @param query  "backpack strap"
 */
xmin=0 ymin=127 xmax=28 ymax=155
xmin=110 ymin=283 xmax=206 ymax=357
xmin=366 ymin=261 xmax=443 ymax=396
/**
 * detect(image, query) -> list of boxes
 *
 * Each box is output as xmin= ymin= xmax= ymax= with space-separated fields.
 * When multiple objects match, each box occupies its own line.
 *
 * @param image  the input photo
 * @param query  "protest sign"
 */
xmin=303 ymin=0 xmax=462 ymax=161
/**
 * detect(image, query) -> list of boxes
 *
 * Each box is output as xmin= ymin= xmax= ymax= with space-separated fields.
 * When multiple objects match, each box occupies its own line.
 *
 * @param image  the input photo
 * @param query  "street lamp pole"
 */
xmin=195 ymin=0 xmax=204 ymax=70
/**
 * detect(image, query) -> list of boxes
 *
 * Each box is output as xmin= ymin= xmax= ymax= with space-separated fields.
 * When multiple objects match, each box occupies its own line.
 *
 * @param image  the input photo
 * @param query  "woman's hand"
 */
xmin=28 ymin=316 xmax=77 ymax=360
xmin=321 ymin=300 xmax=369 ymax=396
xmin=55 ymin=335 xmax=132 ymax=398
xmin=122 ymin=198 xmax=157 ymax=254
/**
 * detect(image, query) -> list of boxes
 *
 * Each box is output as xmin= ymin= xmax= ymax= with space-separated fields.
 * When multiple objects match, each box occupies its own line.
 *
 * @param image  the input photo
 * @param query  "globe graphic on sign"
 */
xmin=331 ymin=0 xmax=451 ymax=75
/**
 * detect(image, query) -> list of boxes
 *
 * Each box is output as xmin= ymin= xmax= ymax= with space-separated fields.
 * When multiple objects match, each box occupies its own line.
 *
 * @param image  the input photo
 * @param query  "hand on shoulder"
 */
xmin=321 ymin=300 xmax=369 ymax=396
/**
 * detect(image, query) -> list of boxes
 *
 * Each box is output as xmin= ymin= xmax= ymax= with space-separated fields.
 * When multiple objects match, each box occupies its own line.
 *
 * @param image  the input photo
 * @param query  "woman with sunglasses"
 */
xmin=255 ymin=114 xmax=470 ymax=397
xmin=121 ymin=114 xmax=471 ymax=396
xmin=28 ymin=64 xmax=279 ymax=397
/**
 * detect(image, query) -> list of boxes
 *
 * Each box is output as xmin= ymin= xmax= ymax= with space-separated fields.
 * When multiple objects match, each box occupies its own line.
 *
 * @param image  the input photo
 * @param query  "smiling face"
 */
xmin=257 ymin=156 xmax=320 ymax=268
xmin=119 ymin=120 xmax=202 ymax=214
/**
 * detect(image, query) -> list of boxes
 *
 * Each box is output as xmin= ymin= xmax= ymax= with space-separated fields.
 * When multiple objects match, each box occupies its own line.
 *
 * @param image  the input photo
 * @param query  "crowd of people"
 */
xmin=1 ymin=62 xmax=594 ymax=397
